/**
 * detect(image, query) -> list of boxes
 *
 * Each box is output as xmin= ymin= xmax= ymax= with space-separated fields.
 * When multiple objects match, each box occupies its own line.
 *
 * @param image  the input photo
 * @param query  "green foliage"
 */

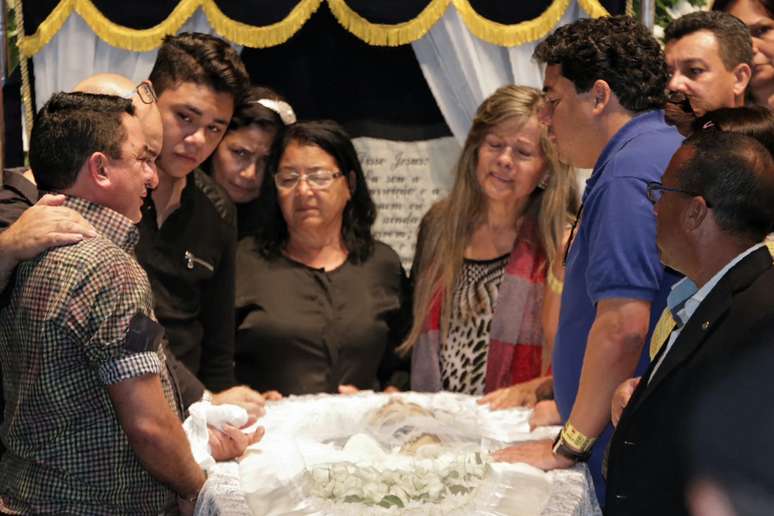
xmin=633 ymin=0 xmax=709 ymax=28
xmin=377 ymin=495 xmax=405 ymax=509
xmin=6 ymin=2 xmax=20 ymax=75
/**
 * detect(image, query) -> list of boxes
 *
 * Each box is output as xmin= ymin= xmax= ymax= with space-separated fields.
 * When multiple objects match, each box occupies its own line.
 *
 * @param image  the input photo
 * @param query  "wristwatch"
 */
xmin=552 ymin=432 xmax=592 ymax=462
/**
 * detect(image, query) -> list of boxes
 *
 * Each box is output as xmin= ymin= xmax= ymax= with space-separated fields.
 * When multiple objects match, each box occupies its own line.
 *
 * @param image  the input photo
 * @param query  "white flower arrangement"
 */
xmin=652 ymin=0 xmax=709 ymax=41
xmin=240 ymin=393 xmax=561 ymax=516
xmin=305 ymin=451 xmax=490 ymax=510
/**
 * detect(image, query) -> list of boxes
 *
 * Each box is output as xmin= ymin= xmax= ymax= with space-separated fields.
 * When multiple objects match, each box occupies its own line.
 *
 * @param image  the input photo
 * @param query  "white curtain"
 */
xmin=411 ymin=1 xmax=587 ymax=145
xmin=32 ymin=9 xmax=226 ymax=111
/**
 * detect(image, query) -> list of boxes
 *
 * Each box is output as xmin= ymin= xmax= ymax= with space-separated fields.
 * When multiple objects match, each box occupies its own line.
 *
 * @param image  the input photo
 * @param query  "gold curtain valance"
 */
xmin=19 ymin=0 xmax=612 ymax=57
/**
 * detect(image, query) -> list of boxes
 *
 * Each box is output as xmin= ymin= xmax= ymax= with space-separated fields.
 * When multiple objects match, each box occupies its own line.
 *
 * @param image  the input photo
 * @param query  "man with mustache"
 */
xmin=664 ymin=10 xmax=753 ymax=135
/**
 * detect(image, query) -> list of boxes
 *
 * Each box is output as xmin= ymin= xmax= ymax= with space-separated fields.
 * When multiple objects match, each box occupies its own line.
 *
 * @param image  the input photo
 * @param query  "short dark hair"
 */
xmin=30 ymin=92 xmax=135 ymax=191
xmin=149 ymin=32 xmax=249 ymax=100
xmin=678 ymin=130 xmax=774 ymax=241
xmin=533 ymin=16 xmax=668 ymax=112
xmin=229 ymin=85 xmax=287 ymax=135
xmin=713 ymin=0 xmax=774 ymax=17
xmin=255 ymin=120 xmax=376 ymax=263
xmin=665 ymin=11 xmax=753 ymax=70
xmin=693 ymin=106 xmax=774 ymax=155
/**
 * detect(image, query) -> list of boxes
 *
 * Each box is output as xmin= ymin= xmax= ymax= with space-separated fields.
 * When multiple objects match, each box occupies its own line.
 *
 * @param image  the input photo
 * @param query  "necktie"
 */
xmin=648 ymin=308 xmax=677 ymax=360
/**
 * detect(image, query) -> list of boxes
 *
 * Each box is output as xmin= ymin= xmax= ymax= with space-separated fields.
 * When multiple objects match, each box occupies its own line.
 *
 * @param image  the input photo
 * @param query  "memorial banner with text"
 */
xmin=354 ymin=136 xmax=460 ymax=270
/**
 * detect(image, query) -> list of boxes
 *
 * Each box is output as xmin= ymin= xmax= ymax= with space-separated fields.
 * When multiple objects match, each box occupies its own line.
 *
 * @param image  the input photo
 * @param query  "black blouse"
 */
xmin=234 ymin=238 xmax=412 ymax=395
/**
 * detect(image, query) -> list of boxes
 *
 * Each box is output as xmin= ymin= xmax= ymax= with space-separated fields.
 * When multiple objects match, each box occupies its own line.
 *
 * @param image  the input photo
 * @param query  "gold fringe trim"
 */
xmin=21 ymin=0 xmax=596 ymax=56
xmin=20 ymin=0 xmax=201 ymax=57
xmin=578 ymin=0 xmax=611 ymax=18
xmin=452 ymin=0 xmax=572 ymax=47
xmin=202 ymin=0 xmax=322 ymax=48
xmin=328 ymin=0 xmax=450 ymax=47
xmin=20 ymin=0 xmax=323 ymax=56
xmin=19 ymin=0 xmax=71 ymax=58
xmin=14 ymin=0 xmax=34 ymax=139
xmin=75 ymin=0 xmax=199 ymax=52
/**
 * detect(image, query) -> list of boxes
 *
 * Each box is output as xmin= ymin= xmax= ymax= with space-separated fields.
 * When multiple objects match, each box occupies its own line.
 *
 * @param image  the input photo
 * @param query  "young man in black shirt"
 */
xmin=138 ymin=33 xmax=247 ymax=392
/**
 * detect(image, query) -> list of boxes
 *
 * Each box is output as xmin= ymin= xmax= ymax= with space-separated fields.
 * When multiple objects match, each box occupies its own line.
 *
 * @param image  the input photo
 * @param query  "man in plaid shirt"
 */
xmin=0 ymin=92 xmax=225 ymax=514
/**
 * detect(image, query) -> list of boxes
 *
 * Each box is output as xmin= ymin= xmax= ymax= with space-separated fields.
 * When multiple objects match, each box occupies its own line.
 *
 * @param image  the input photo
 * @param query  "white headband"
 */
xmin=253 ymin=98 xmax=297 ymax=125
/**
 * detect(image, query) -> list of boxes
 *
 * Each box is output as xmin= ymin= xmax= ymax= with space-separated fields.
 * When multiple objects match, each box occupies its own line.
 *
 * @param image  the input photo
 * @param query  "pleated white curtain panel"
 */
xmin=411 ymin=1 xmax=587 ymax=145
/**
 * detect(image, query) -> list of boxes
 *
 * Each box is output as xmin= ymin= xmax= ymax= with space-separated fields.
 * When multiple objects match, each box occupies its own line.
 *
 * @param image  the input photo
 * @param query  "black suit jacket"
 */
xmin=605 ymin=246 xmax=774 ymax=515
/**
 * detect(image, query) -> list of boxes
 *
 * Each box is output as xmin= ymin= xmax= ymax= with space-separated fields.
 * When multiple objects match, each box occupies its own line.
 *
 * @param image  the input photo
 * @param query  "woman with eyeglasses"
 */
xmin=399 ymin=85 xmax=577 ymax=414
xmin=714 ymin=0 xmax=774 ymax=109
xmin=207 ymin=85 xmax=296 ymax=239
xmin=233 ymin=120 xmax=411 ymax=395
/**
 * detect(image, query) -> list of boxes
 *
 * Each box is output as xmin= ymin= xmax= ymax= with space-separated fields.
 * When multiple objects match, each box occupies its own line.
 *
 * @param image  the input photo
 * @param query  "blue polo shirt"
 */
xmin=552 ymin=110 xmax=682 ymax=503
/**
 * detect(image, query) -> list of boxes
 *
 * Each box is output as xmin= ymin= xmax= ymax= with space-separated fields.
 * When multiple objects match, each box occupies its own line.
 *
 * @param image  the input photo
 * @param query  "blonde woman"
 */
xmin=401 ymin=85 xmax=577 ymax=409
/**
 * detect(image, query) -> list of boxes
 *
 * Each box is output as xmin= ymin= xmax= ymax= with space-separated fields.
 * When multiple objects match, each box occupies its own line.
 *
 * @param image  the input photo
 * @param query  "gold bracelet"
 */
xmin=560 ymin=422 xmax=597 ymax=453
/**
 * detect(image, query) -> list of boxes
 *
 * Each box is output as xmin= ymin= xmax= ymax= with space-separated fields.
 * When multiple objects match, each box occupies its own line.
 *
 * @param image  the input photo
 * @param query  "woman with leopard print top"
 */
xmin=399 ymin=85 xmax=577 ymax=410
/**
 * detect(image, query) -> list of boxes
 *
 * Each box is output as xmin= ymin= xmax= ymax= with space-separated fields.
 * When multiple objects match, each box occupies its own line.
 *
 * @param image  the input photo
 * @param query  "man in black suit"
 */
xmin=605 ymin=130 xmax=774 ymax=515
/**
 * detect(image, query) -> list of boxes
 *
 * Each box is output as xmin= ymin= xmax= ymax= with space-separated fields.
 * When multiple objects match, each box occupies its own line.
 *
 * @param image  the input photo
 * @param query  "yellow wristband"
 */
xmin=561 ymin=422 xmax=597 ymax=453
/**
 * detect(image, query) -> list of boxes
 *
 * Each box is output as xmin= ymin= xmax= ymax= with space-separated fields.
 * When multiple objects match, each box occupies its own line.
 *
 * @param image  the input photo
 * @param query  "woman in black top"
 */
xmin=234 ymin=120 xmax=411 ymax=395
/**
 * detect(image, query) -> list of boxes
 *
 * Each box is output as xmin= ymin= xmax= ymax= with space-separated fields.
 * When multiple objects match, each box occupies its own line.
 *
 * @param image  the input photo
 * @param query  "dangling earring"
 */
xmin=538 ymin=174 xmax=549 ymax=190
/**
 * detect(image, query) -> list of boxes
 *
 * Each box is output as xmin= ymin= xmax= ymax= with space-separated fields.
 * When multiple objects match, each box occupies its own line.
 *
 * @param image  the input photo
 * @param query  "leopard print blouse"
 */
xmin=440 ymin=253 xmax=509 ymax=395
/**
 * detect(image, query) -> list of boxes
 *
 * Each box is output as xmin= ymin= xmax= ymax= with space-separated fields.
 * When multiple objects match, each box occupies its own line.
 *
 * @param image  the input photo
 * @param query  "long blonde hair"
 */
xmin=399 ymin=85 xmax=576 ymax=355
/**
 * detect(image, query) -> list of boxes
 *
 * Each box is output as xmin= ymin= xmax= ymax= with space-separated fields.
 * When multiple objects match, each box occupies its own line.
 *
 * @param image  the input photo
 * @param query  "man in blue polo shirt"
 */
xmin=493 ymin=16 xmax=682 ymax=504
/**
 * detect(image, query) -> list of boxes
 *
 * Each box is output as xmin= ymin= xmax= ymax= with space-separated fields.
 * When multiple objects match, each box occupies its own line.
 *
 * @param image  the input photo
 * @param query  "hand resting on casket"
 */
xmin=207 ymin=416 xmax=265 ymax=462
xmin=338 ymin=384 xmax=400 ymax=395
xmin=211 ymin=386 xmax=269 ymax=417
xmin=477 ymin=375 xmax=553 ymax=410
xmin=529 ymin=400 xmax=562 ymax=430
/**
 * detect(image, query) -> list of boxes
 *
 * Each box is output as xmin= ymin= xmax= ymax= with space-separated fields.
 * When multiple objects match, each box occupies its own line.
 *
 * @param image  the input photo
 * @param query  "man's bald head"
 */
xmin=73 ymin=73 xmax=163 ymax=164
xmin=73 ymin=73 xmax=135 ymax=97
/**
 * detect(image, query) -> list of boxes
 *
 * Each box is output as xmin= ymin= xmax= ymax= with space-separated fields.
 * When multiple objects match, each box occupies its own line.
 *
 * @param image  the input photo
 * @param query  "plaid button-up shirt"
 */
xmin=0 ymin=197 xmax=182 ymax=515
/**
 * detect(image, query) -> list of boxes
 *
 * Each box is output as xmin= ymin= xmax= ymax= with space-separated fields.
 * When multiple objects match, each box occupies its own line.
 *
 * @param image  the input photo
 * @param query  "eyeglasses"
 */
xmin=136 ymin=81 xmax=158 ymax=104
xmin=646 ymin=181 xmax=711 ymax=207
xmin=274 ymin=170 xmax=344 ymax=190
